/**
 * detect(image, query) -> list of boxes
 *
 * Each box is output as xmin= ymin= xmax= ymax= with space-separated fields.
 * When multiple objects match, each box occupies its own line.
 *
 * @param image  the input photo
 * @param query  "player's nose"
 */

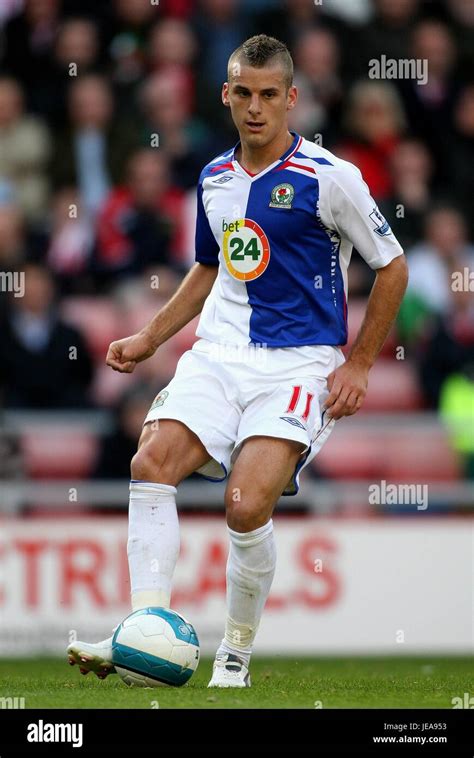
xmin=248 ymin=95 xmax=262 ymax=115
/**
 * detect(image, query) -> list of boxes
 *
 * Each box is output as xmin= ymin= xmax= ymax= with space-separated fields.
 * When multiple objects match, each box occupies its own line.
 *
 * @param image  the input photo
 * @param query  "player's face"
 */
xmin=222 ymin=63 xmax=297 ymax=149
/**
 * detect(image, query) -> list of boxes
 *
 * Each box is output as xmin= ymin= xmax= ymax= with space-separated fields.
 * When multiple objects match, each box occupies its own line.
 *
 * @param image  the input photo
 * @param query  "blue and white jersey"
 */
xmin=195 ymin=132 xmax=403 ymax=347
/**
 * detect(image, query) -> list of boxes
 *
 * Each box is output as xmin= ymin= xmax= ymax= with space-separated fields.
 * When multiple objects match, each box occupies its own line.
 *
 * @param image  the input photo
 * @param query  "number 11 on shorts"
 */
xmin=285 ymin=386 xmax=314 ymax=422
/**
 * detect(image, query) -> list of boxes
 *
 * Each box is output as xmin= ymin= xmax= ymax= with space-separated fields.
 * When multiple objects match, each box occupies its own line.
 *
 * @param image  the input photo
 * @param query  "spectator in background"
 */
xmin=398 ymin=207 xmax=474 ymax=348
xmin=440 ymin=358 xmax=474 ymax=480
xmin=0 ymin=77 xmax=51 ymax=225
xmin=62 ymin=0 xmax=109 ymax=19
xmin=46 ymin=187 xmax=93 ymax=287
xmin=290 ymin=28 xmax=343 ymax=144
xmin=106 ymin=0 xmax=159 ymax=111
xmin=192 ymin=0 xmax=251 ymax=133
xmin=397 ymin=20 xmax=458 ymax=184
xmin=0 ymin=204 xmax=27 ymax=269
xmin=93 ymin=383 xmax=153 ymax=479
xmin=0 ymin=1 xmax=24 ymax=26
xmin=253 ymin=0 xmax=349 ymax=53
xmin=406 ymin=207 xmax=474 ymax=317
xmin=335 ymin=81 xmax=405 ymax=200
xmin=95 ymin=148 xmax=186 ymax=282
xmin=48 ymin=16 xmax=102 ymax=124
xmin=146 ymin=15 xmax=198 ymax=129
xmin=0 ymin=262 xmax=93 ymax=408
xmin=379 ymin=139 xmax=434 ymax=250
xmin=147 ymin=16 xmax=197 ymax=87
xmin=157 ymin=0 xmax=194 ymax=19
xmin=322 ymin=0 xmax=370 ymax=25
xmin=1 ymin=0 xmax=61 ymax=117
xmin=51 ymin=75 xmax=138 ymax=218
xmin=447 ymin=0 xmax=474 ymax=81
xmin=193 ymin=0 xmax=250 ymax=88
xmin=350 ymin=0 xmax=420 ymax=81
xmin=55 ymin=16 xmax=99 ymax=71
xmin=139 ymin=69 xmax=217 ymax=189
xmin=449 ymin=84 xmax=474 ymax=238
xmin=420 ymin=285 xmax=474 ymax=410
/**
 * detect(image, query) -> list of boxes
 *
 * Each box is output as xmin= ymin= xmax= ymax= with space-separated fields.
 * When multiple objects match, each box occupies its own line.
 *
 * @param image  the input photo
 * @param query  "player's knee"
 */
xmin=130 ymin=438 xmax=177 ymax=485
xmin=225 ymin=489 xmax=270 ymax=532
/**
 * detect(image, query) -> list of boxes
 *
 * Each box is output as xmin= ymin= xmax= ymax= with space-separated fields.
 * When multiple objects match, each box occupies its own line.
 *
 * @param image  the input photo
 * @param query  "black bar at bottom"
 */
xmin=0 ymin=708 xmax=473 ymax=755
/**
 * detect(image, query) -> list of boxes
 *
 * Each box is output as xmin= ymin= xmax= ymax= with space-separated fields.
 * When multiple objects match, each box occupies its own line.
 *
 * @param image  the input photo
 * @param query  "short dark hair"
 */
xmin=228 ymin=34 xmax=293 ymax=89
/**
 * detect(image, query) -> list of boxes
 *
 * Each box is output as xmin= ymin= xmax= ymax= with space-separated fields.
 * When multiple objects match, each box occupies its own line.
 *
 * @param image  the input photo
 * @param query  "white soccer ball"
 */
xmin=112 ymin=607 xmax=200 ymax=687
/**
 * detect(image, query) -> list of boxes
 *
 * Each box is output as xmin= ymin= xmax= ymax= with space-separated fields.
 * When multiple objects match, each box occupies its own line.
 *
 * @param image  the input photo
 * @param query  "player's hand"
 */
xmin=106 ymin=330 xmax=157 ymax=373
xmin=323 ymin=359 xmax=369 ymax=419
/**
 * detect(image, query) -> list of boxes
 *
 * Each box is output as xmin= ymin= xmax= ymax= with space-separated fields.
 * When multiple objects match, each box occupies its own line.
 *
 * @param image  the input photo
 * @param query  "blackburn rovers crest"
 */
xmin=269 ymin=183 xmax=294 ymax=209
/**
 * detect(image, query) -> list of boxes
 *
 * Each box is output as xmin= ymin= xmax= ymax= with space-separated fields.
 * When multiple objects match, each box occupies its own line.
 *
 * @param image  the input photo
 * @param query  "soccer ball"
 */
xmin=112 ymin=607 xmax=200 ymax=687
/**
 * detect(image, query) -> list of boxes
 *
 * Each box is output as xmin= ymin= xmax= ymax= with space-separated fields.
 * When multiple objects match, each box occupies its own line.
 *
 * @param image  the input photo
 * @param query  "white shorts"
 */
xmin=144 ymin=338 xmax=345 ymax=495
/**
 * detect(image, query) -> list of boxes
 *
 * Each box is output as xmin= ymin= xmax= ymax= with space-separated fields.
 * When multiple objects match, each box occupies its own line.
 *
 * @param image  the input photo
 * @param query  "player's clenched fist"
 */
xmin=324 ymin=359 xmax=369 ymax=419
xmin=106 ymin=331 xmax=157 ymax=373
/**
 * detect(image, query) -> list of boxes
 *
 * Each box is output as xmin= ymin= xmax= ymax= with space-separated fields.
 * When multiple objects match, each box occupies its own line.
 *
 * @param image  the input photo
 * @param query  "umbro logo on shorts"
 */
xmin=279 ymin=416 xmax=307 ymax=430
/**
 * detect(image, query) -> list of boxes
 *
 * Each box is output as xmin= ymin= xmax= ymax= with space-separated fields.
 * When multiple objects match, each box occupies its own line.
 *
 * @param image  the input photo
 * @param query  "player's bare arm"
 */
xmin=105 ymin=262 xmax=218 ymax=373
xmin=325 ymin=254 xmax=409 ymax=420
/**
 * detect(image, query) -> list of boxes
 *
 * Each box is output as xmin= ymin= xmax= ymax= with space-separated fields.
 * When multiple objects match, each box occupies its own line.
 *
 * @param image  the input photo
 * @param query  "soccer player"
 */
xmin=68 ymin=35 xmax=408 ymax=687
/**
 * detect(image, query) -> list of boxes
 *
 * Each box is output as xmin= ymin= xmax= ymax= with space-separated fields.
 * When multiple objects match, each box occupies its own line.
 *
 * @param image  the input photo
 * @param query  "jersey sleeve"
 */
xmin=195 ymin=181 xmax=219 ymax=265
xmin=320 ymin=164 xmax=404 ymax=269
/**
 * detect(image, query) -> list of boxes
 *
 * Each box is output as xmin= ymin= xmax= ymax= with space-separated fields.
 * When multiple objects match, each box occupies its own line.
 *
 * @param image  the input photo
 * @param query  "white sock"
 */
xmin=127 ymin=480 xmax=179 ymax=611
xmin=217 ymin=520 xmax=276 ymax=667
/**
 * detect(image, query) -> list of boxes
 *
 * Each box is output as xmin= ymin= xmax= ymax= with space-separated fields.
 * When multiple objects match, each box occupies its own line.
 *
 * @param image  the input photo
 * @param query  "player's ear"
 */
xmin=286 ymin=85 xmax=298 ymax=111
xmin=222 ymin=82 xmax=230 ymax=107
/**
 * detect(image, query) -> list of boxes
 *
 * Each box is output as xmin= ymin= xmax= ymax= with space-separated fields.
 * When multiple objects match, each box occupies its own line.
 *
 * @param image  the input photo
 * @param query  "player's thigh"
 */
xmin=224 ymin=435 xmax=305 ymax=531
xmin=132 ymin=419 xmax=212 ymax=485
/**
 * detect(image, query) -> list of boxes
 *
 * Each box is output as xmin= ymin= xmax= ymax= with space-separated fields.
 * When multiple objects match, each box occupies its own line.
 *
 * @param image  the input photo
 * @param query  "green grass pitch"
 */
xmin=0 ymin=657 xmax=472 ymax=709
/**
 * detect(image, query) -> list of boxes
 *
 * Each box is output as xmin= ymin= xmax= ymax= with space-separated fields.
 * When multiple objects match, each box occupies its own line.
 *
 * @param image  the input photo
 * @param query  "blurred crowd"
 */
xmin=0 ymin=0 xmax=473 ymax=481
